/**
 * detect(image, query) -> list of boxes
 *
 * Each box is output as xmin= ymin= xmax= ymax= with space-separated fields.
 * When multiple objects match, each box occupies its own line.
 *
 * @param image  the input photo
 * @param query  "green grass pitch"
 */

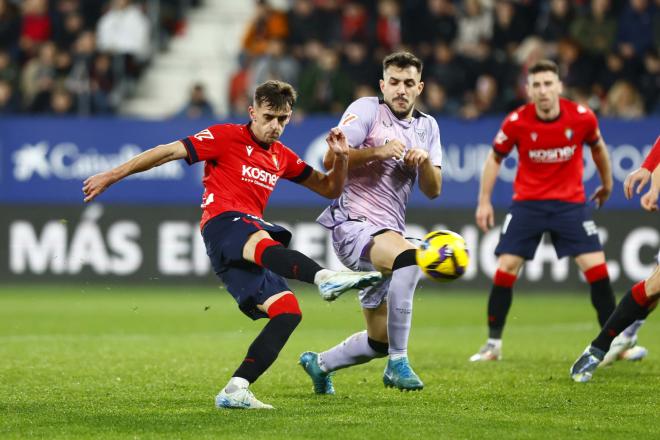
xmin=1 ymin=284 xmax=659 ymax=439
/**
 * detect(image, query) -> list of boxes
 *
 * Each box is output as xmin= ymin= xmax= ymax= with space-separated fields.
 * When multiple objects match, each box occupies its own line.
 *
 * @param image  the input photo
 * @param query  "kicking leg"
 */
xmin=244 ymin=230 xmax=381 ymax=301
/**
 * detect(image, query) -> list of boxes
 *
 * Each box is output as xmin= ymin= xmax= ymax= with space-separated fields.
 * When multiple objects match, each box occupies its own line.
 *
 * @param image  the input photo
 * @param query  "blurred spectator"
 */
xmin=353 ymin=83 xmax=378 ymax=101
xmin=241 ymin=0 xmax=288 ymax=59
xmin=20 ymin=41 xmax=57 ymax=109
xmin=639 ymin=48 xmax=660 ymax=114
xmin=90 ymin=52 xmax=115 ymax=113
xmin=421 ymin=80 xmax=458 ymax=116
xmin=423 ymin=0 xmax=457 ymax=44
xmin=492 ymin=0 xmax=528 ymax=58
xmin=97 ymin=0 xmax=151 ymax=79
xmin=617 ymin=0 xmax=654 ymax=59
xmin=427 ymin=41 xmax=469 ymax=102
xmin=375 ymin=0 xmax=401 ymax=52
xmin=48 ymin=85 xmax=75 ymax=115
xmin=594 ymin=51 xmax=636 ymax=94
xmin=341 ymin=2 xmax=372 ymax=43
xmin=313 ymin=0 xmax=342 ymax=45
xmin=53 ymin=11 xmax=84 ymax=51
xmin=228 ymin=60 xmax=251 ymax=117
xmin=454 ymin=0 xmax=493 ymax=60
xmin=0 ymin=78 xmax=18 ymax=113
xmin=0 ymin=49 xmax=18 ymax=85
xmin=341 ymin=39 xmax=379 ymax=88
xmin=557 ymin=37 xmax=593 ymax=91
xmin=0 ymin=0 xmax=20 ymax=52
xmin=176 ymin=83 xmax=215 ymax=119
xmin=19 ymin=0 xmax=52 ymax=58
xmin=298 ymin=47 xmax=352 ymax=114
xmin=286 ymin=0 xmax=319 ymax=59
xmin=536 ymin=0 xmax=573 ymax=45
xmin=251 ymin=39 xmax=300 ymax=91
xmin=460 ymin=74 xmax=507 ymax=119
xmin=570 ymin=0 xmax=617 ymax=57
xmin=603 ymin=80 xmax=645 ymax=118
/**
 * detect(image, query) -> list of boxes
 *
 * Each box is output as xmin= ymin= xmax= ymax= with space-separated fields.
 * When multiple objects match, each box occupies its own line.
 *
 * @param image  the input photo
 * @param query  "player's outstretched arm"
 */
xmin=322 ymin=139 xmax=406 ymax=171
xmin=301 ymin=128 xmax=349 ymax=198
xmin=588 ymin=137 xmax=613 ymax=209
xmin=83 ymin=141 xmax=188 ymax=202
xmin=475 ymin=150 xmax=501 ymax=233
xmin=640 ymin=165 xmax=660 ymax=212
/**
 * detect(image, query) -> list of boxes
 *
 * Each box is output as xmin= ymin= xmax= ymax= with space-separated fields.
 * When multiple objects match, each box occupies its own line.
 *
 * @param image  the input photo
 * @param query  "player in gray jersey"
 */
xmin=299 ymin=52 xmax=443 ymax=392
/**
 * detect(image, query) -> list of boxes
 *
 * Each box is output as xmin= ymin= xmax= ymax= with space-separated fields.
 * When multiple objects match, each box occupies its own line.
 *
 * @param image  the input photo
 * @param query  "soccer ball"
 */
xmin=416 ymin=230 xmax=470 ymax=282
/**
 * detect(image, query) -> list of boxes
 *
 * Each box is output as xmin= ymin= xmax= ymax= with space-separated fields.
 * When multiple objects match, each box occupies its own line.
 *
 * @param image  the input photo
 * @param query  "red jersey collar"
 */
xmin=246 ymin=123 xmax=273 ymax=150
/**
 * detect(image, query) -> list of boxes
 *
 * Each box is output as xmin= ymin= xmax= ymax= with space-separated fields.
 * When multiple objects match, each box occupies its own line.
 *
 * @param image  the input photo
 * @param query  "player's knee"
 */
xmin=497 ymin=255 xmax=523 ymax=275
xmin=646 ymin=269 xmax=660 ymax=296
xmin=368 ymin=337 xmax=389 ymax=357
xmin=251 ymin=237 xmax=283 ymax=266
xmin=267 ymin=293 xmax=302 ymax=322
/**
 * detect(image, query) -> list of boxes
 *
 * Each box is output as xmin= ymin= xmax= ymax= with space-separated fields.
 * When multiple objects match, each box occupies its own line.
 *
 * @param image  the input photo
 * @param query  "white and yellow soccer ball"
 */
xmin=416 ymin=230 xmax=470 ymax=282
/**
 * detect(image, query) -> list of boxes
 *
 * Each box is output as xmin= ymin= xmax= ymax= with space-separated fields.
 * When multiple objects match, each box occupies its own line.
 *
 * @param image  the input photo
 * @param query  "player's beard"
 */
xmin=385 ymin=98 xmax=414 ymax=120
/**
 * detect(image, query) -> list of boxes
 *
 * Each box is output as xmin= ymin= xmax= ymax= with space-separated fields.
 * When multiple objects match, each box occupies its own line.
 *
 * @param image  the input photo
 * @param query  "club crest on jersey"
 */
xmin=531 ymin=132 xmax=538 ymax=142
xmin=246 ymin=145 xmax=254 ymax=156
xmin=565 ymin=128 xmax=573 ymax=141
xmin=340 ymin=113 xmax=359 ymax=126
xmin=416 ymin=128 xmax=426 ymax=143
xmin=194 ymin=129 xmax=214 ymax=141
xmin=272 ymin=154 xmax=279 ymax=169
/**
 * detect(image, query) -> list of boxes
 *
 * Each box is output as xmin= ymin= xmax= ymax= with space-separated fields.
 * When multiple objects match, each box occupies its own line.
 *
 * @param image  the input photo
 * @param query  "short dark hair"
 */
xmin=254 ymin=80 xmax=297 ymax=110
xmin=383 ymin=51 xmax=423 ymax=74
xmin=528 ymin=59 xmax=559 ymax=76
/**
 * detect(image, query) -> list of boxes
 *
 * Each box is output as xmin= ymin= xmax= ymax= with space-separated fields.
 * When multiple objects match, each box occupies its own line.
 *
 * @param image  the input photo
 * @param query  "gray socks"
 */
xmin=387 ymin=265 xmax=422 ymax=356
xmin=318 ymin=331 xmax=384 ymax=372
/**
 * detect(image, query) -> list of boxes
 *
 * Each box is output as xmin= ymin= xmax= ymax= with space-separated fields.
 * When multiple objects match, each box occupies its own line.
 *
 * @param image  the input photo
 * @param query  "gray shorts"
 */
xmin=330 ymin=219 xmax=392 ymax=309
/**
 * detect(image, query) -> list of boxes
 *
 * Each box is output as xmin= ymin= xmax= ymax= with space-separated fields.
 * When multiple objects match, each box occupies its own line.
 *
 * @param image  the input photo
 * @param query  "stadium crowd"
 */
xmin=0 ymin=0 xmax=199 ymax=115
xmin=231 ymin=0 xmax=660 ymax=119
xmin=1 ymin=0 xmax=658 ymax=119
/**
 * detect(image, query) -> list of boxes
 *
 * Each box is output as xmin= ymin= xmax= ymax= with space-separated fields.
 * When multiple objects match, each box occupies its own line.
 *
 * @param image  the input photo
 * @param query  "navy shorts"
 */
xmin=202 ymin=211 xmax=293 ymax=320
xmin=495 ymin=201 xmax=603 ymax=260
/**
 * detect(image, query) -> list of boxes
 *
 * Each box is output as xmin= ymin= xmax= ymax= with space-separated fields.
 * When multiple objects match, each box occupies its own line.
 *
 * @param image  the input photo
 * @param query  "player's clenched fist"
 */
xmin=379 ymin=139 xmax=406 ymax=161
xmin=82 ymin=171 xmax=115 ymax=203
xmin=403 ymin=148 xmax=429 ymax=168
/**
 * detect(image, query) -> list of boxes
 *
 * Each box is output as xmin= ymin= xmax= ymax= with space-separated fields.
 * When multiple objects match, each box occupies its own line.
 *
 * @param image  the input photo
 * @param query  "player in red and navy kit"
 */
xmin=571 ymin=136 xmax=660 ymax=382
xmin=82 ymin=80 xmax=381 ymax=409
xmin=469 ymin=60 xmax=647 ymax=363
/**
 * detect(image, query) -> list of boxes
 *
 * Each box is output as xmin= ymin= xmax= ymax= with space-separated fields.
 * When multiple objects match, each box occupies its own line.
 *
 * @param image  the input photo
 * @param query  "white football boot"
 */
xmin=600 ymin=333 xmax=648 ymax=367
xmin=215 ymin=387 xmax=274 ymax=409
xmin=317 ymin=270 xmax=382 ymax=301
xmin=469 ymin=341 xmax=502 ymax=362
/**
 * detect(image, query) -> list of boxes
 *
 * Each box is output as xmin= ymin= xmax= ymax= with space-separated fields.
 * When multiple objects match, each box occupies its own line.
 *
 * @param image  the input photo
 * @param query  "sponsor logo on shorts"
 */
xmin=582 ymin=220 xmax=598 ymax=236
xmin=528 ymin=145 xmax=576 ymax=163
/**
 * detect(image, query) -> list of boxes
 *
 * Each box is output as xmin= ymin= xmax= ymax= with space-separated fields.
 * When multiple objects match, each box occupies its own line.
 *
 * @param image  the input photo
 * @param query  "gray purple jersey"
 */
xmin=318 ymin=97 xmax=442 ymax=232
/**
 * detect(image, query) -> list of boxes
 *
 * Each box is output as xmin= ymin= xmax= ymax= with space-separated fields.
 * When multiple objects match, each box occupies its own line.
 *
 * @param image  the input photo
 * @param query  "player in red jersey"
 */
xmin=82 ymin=80 xmax=382 ymax=409
xmin=571 ymin=136 xmax=660 ymax=381
xmin=468 ymin=60 xmax=648 ymax=363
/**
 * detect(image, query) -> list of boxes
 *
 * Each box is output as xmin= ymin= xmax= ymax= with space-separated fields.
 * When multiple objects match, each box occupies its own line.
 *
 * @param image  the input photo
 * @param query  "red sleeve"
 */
xmin=583 ymin=107 xmax=600 ymax=146
xmin=180 ymin=125 xmax=225 ymax=165
xmin=280 ymin=146 xmax=313 ymax=182
xmin=641 ymin=136 xmax=660 ymax=172
xmin=492 ymin=112 xmax=518 ymax=156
